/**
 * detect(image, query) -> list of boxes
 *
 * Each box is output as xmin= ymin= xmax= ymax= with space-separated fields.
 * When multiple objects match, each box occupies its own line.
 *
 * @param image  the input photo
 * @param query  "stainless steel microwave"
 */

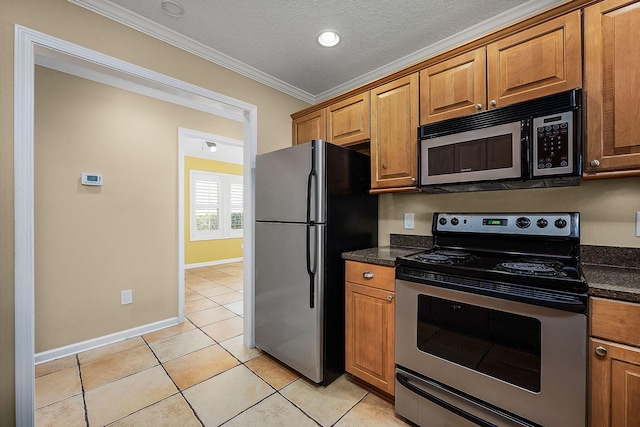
xmin=419 ymin=89 xmax=582 ymax=192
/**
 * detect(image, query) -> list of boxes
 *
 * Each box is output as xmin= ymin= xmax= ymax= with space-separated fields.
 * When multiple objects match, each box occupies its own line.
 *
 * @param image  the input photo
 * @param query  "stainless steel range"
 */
xmin=395 ymin=213 xmax=587 ymax=427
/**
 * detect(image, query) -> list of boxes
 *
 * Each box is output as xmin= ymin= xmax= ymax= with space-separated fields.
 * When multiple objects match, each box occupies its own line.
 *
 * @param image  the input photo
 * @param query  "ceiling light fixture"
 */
xmin=205 ymin=141 xmax=217 ymax=153
xmin=160 ymin=0 xmax=184 ymax=17
xmin=318 ymin=30 xmax=340 ymax=47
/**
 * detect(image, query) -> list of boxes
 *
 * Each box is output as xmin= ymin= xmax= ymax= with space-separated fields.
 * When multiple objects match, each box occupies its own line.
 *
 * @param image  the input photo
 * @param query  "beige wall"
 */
xmin=34 ymin=66 xmax=248 ymax=352
xmin=1 ymin=0 xmax=310 ymax=421
xmin=379 ymin=177 xmax=640 ymax=248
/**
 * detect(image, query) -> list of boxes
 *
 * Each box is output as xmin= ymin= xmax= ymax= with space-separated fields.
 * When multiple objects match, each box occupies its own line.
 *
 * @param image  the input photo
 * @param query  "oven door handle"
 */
xmin=396 ymin=373 xmax=538 ymax=427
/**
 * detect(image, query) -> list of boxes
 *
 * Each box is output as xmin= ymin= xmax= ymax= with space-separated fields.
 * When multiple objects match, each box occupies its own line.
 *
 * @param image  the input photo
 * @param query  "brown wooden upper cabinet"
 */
xmin=292 ymin=92 xmax=369 ymax=147
xmin=327 ymin=92 xmax=370 ymax=146
xmin=370 ymin=74 xmax=419 ymax=191
xmin=292 ymin=109 xmax=326 ymax=146
xmin=420 ymin=48 xmax=487 ymax=124
xmin=583 ymin=0 xmax=640 ymax=178
xmin=420 ymin=11 xmax=582 ymax=124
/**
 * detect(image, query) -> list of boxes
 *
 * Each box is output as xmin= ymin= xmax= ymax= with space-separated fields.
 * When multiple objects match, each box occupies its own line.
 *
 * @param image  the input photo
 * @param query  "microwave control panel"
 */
xmin=532 ymin=111 xmax=574 ymax=177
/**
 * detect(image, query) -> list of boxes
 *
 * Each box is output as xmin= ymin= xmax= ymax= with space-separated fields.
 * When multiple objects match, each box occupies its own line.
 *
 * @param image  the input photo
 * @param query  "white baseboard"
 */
xmin=35 ymin=317 xmax=181 ymax=364
xmin=185 ymin=257 xmax=243 ymax=269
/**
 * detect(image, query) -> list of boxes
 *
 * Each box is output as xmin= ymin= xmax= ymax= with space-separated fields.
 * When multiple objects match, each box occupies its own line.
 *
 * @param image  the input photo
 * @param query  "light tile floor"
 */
xmin=35 ymin=262 xmax=412 ymax=426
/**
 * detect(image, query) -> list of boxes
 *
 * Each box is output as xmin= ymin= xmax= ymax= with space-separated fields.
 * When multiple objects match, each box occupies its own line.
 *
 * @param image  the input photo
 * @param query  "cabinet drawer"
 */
xmin=591 ymin=297 xmax=640 ymax=347
xmin=345 ymin=260 xmax=395 ymax=291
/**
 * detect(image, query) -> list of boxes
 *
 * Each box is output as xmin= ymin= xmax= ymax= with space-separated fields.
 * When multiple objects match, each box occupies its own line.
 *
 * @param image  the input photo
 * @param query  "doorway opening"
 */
xmin=15 ymin=25 xmax=257 ymax=425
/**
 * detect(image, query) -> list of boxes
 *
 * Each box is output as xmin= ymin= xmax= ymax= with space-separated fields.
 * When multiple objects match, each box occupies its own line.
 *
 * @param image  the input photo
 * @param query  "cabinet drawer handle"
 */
xmin=595 ymin=346 xmax=607 ymax=357
xmin=363 ymin=271 xmax=374 ymax=279
xmin=387 ymin=295 xmax=394 ymax=302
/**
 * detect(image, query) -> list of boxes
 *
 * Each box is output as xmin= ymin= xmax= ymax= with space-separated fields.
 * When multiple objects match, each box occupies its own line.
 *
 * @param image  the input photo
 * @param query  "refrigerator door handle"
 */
xmin=306 ymin=141 xmax=318 ymax=309
xmin=306 ymin=141 xmax=317 ymax=224
xmin=306 ymin=223 xmax=316 ymax=308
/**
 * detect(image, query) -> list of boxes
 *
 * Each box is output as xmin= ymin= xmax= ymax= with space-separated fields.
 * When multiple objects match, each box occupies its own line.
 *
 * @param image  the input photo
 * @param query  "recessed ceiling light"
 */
xmin=318 ymin=31 xmax=340 ymax=47
xmin=161 ymin=0 xmax=184 ymax=17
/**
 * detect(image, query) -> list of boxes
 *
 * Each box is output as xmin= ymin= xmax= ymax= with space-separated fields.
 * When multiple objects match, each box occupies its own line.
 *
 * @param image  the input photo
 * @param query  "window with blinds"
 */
xmin=190 ymin=170 xmax=243 ymax=241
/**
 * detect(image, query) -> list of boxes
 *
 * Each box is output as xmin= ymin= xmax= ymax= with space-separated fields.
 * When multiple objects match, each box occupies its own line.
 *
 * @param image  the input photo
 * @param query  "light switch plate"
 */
xmin=404 ymin=213 xmax=415 ymax=230
xmin=636 ymin=212 xmax=640 ymax=237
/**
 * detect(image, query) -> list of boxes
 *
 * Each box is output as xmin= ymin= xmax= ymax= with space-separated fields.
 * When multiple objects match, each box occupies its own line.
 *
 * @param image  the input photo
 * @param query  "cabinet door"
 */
xmin=327 ymin=92 xmax=370 ymax=146
xmin=590 ymin=338 xmax=640 ymax=427
xmin=370 ymin=74 xmax=419 ymax=191
xmin=584 ymin=0 xmax=640 ymax=176
xmin=420 ymin=48 xmax=487 ymax=124
xmin=292 ymin=109 xmax=325 ymax=146
xmin=487 ymin=11 xmax=582 ymax=109
xmin=345 ymin=281 xmax=395 ymax=395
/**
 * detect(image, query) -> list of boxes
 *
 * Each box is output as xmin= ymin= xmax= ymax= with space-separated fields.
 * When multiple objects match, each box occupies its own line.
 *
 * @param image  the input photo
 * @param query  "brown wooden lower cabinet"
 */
xmin=590 ymin=297 xmax=640 ymax=426
xmin=345 ymin=261 xmax=395 ymax=395
xmin=590 ymin=338 xmax=640 ymax=427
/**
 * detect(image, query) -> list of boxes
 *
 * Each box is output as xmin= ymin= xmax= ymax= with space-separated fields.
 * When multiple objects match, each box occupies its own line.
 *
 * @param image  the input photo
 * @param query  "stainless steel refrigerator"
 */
xmin=255 ymin=140 xmax=378 ymax=386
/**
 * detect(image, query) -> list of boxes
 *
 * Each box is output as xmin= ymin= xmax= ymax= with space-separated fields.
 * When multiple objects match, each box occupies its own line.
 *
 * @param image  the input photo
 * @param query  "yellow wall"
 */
xmin=1 ymin=0 xmax=310 ymax=420
xmin=184 ymin=156 xmax=244 ymax=265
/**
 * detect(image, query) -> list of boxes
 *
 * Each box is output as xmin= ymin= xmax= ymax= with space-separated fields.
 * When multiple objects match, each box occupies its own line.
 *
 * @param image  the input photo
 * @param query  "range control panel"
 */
xmin=433 ymin=212 xmax=579 ymax=237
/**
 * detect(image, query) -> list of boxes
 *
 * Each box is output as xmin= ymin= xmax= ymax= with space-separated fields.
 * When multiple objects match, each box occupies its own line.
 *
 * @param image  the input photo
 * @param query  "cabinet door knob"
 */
xmin=387 ymin=295 xmax=394 ymax=302
xmin=363 ymin=271 xmax=374 ymax=279
xmin=490 ymin=100 xmax=497 ymax=107
xmin=475 ymin=103 xmax=483 ymax=110
xmin=590 ymin=159 xmax=600 ymax=167
xmin=411 ymin=177 xmax=416 ymax=183
xmin=595 ymin=346 xmax=607 ymax=357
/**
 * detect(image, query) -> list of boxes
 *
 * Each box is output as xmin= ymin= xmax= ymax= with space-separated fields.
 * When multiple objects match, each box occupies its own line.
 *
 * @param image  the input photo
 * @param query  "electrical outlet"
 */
xmin=121 ymin=290 xmax=132 ymax=305
xmin=404 ymin=213 xmax=415 ymax=230
xmin=636 ymin=211 xmax=640 ymax=237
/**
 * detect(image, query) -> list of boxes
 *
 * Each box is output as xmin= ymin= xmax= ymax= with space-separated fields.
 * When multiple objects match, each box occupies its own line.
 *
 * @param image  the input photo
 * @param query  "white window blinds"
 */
xmin=190 ymin=171 xmax=243 ymax=241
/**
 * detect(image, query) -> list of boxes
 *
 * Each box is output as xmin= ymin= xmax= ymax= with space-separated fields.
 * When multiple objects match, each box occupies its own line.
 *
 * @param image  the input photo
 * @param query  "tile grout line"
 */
xmin=75 ymin=354 xmax=90 ymax=427
xmin=140 ymin=334 xmax=206 ymax=427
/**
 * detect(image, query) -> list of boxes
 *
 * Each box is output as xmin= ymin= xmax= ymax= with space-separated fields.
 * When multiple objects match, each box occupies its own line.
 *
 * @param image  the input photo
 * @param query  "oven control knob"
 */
xmin=536 ymin=218 xmax=548 ymax=228
xmin=450 ymin=218 xmax=459 ymax=226
xmin=516 ymin=217 xmax=531 ymax=228
xmin=555 ymin=218 xmax=568 ymax=229
xmin=439 ymin=217 xmax=447 ymax=226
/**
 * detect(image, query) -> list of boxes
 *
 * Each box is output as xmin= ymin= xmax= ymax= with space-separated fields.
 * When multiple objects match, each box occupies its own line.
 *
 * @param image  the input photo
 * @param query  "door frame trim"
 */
xmin=14 ymin=25 xmax=257 ymax=425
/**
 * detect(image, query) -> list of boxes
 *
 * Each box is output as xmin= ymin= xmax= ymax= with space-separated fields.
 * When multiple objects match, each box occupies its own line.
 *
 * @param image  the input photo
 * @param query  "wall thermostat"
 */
xmin=81 ymin=173 xmax=103 ymax=186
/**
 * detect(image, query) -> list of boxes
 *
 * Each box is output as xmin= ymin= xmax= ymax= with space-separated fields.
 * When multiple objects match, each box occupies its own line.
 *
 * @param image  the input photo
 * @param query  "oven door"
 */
xmin=395 ymin=278 xmax=586 ymax=427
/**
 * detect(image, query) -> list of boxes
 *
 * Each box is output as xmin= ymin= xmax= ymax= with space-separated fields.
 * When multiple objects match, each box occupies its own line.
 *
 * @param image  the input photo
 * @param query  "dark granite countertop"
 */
xmin=342 ymin=246 xmax=423 ymax=267
xmin=343 ymin=237 xmax=640 ymax=304
xmin=582 ymin=264 xmax=640 ymax=304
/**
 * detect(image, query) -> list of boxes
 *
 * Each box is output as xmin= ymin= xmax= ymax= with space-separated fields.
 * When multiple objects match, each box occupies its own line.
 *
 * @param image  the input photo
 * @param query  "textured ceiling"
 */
xmin=70 ymin=0 xmax=567 ymax=102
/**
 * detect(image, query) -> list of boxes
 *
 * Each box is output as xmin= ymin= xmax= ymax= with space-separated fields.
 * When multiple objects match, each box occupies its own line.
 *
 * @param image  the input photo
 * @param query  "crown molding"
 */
xmin=69 ymin=0 xmax=565 ymax=105
xmin=68 ymin=0 xmax=317 ymax=104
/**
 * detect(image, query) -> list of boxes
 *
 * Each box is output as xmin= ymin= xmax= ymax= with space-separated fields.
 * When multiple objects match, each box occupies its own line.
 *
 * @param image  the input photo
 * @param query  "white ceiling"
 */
xmin=69 ymin=0 xmax=567 ymax=103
